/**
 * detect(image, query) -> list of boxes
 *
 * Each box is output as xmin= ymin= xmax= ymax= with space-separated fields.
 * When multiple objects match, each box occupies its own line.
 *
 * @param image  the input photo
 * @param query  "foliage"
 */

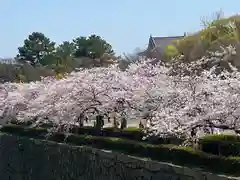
xmin=0 ymin=125 xmax=48 ymax=139
xmin=14 ymin=32 xmax=115 ymax=76
xmin=70 ymin=126 xmax=183 ymax=144
xmin=0 ymin=63 xmax=56 ymax=83
xmin=0 ymin=63 xmax=20 ymax=83
xmin=56 ymin=41 xmax=75 ymax=58
xmin=52 ymin=41 xmax=76 ymax=71
xmin=1 ymin=124 xmax=183 ymax=145
xmin=170 ymin=14 xmax=240 ymax=64
xmin=164 ymin=45 xmax=179 ymax=61
xmin=55 ymin=73 xmax=66 ymax=79
xmin=199 ymin=134 xmax=240 ymax=157
xmin=0 ymin=125 xmax=239 ymax=176
xmin=200 ymin=134 xmax=240 ymax=142
xmin=73 ymin=35 xmax=114 ymax=59
xmin=57 ymin=135 xmax=240 ymax=176
xmin=71 ymin=35 xmax=116 ymax=68
xmin=16 ymin=32 xmax=56 ymax=67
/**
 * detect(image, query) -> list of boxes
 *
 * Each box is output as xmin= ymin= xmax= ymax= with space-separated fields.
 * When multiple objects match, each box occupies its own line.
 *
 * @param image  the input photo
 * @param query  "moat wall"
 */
xmin=0 ymin=133 xmax=238 ymax=180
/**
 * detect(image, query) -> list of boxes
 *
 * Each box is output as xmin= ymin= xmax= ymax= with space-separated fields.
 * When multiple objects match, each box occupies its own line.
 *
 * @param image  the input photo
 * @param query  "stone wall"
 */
xmin=0 ymin=133 xmax=238 ymax=180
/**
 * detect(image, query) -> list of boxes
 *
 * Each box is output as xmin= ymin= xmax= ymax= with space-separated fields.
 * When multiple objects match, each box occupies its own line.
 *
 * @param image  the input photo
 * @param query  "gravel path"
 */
xmin=84 ymin=118 xmax=143 ymax=128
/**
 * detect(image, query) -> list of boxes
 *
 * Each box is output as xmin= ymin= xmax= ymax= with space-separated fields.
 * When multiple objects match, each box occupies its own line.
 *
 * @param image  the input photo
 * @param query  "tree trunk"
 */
xmin=77 ymin=113 xmax=85 ymax=127
xmin=113 ymin=117 xmax=119 ymax=128
xmin=120 ymin=117 xmax=127 ymax=129
xmin=95 ymin=115 xmax=104 ymax=129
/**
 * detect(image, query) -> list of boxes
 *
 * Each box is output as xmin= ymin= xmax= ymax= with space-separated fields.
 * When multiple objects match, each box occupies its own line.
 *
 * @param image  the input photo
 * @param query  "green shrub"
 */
xmin=201 ymin=134 xmax=240 ymax=142
xmin=65 ymin=125 xmax=146 ymax=141
xmin=47 ymin=132 xmax=66 ymax=142
xmin=9 ymin=120 xmax=33 ymax=126
xmin=199 ymin=134 xmax=240 ymax=157
xmin=164 ymin=45 xmax=180 ymax=61
xmin=64 ymin=134 xmax=240 ymax=175
xmin=70 ymin=126 xmax=100 ymax=135
xmin=103 ymin=127 xmax=145 ymax=140
xmin=67 ymin=125 xmax=184 ymax=144
xmin=1 ymin=124 xmax=184 ymax=145
xmin=0 ymin=63 xmax=56 ymax=83
xmin=0 ymin=125 xmax=47 ymax=139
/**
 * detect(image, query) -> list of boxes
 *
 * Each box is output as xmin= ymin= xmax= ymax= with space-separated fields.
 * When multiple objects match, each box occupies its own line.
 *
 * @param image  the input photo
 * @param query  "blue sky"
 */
xmin=0 ymin=0 xmax=239 ymax=58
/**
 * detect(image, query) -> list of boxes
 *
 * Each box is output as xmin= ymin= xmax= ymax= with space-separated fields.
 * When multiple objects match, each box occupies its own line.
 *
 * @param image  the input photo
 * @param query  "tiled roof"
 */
xmin=152 ymin=36 xmax=184 ymax=51
xmin=138 ymin=35 xmax=184 ymax=57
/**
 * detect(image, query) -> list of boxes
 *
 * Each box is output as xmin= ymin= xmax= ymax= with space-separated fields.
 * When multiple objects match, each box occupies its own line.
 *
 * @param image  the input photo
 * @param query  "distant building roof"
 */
xmin=138 ymin=34 xmax=185 ymax=59
xmin=151 ymin=35 xmax=184 ymax=51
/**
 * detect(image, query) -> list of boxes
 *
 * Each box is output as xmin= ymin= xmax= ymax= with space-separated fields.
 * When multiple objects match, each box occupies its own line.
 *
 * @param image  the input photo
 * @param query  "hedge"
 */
xmin=199 ymin=134 xmax=240 ymax=157
xmin=49 ymin=134 xmax=240 ymax=176
xmin=0 ymin=125 xmax=240 ymax=176
xmin=1 ymin=124 xmax=184 ymax=145
xmin=0 ymin=125 xmax=48 ymax=139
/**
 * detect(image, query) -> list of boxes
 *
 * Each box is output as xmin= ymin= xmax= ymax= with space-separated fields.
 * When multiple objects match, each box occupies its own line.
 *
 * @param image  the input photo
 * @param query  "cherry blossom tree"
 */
xmin=0 ymin=45 xmax=239 ymax=140
xmin=144 ymin=45 xmax=240 ymax=139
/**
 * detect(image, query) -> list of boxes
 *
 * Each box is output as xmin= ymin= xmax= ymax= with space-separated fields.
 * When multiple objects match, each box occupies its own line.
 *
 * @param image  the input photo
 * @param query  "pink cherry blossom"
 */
xmin=0 ymin=45 xmax=239 ymax=139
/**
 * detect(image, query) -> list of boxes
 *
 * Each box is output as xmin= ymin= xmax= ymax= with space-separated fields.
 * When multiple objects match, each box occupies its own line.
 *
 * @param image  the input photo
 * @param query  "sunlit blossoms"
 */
xmin=0 ymin=45 xmax=240 ymax=139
